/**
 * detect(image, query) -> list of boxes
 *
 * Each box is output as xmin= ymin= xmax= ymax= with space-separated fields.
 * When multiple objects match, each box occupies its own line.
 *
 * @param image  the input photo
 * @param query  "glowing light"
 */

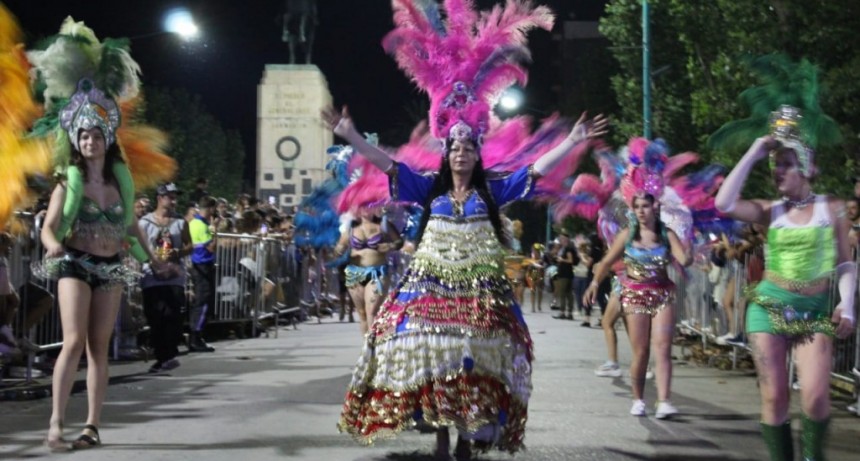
xmin=498 ymin=87 xmax=524 ymax=112
xmin=164 ymin=9 xmax=199 ymax=40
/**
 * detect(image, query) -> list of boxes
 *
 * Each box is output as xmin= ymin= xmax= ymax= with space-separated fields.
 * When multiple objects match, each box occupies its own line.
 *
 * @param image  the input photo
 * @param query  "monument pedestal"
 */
xmin=257 ymin=64 xmax=332 ymax=210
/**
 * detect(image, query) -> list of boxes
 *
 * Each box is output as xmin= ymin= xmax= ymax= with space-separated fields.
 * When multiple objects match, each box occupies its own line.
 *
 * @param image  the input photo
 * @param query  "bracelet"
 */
xmin=589 ymin=281 xmax=599 ymax=288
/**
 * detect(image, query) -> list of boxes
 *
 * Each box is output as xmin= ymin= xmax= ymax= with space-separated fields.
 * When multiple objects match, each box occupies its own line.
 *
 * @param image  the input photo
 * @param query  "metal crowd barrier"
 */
xmin=211 ymin=234 xmax=303 ymax=338
xmin=4 ymin=213 xmax=140 ymax=383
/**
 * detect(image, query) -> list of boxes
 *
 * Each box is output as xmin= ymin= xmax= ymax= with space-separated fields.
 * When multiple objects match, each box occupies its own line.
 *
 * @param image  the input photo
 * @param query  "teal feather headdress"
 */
xmin=708 ymin=54 xmax=842 ymax=177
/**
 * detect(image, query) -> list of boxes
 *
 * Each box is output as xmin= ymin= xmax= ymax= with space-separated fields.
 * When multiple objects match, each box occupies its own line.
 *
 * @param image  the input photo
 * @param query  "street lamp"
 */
xmin=499 ymin=86 xmax=524 ymax=113
xmin=164 ymin=8 xmax=199 ymax=40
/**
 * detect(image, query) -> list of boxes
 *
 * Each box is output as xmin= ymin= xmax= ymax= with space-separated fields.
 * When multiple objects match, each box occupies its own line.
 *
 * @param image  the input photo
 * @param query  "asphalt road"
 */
xmin=1 ymin=301 xmax=858 ymax=460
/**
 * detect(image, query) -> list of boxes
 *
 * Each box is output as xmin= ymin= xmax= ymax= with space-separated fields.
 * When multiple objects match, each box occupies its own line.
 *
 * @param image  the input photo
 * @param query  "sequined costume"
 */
xmin=619 ymin=237 xmax=674 ymax=316
xmin=33 ymin=198 xmax=139 ymax=290
xmin=344 ymin=264 xmax=388 ymax=293
xmin=338 ymin=162 xmax=535 ymax=452
xmin=746 ymin=195 xmax=836 ymax=339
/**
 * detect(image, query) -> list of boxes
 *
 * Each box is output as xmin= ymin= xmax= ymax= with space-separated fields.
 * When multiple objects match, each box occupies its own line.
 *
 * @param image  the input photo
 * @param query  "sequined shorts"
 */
xmin=620 ymin=278 xmax=674 ymax=316
xmin=33 ymin=248 xmax=137 ymax=290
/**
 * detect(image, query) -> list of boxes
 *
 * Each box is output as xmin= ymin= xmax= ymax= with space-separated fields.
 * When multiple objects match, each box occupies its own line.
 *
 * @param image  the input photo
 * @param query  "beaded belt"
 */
xmin=763 ymin=271 xmax=830 ymax=296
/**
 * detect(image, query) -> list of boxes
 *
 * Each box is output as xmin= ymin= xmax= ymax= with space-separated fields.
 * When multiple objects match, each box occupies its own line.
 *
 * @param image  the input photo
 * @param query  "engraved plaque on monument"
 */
xmin=256 ymin=64 xmax=332 ymax=209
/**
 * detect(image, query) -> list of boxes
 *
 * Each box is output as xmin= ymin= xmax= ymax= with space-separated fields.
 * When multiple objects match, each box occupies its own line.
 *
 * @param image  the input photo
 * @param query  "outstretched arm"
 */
xmin=533 ymin=112 xmax=608 ymax=176
xmin=322 ymin=106 xmax=393 ymax=172
xmin=583 ymin=228 xmax=628 ymax=306
xmin=714 ymin=136 xmax=775 ymax=225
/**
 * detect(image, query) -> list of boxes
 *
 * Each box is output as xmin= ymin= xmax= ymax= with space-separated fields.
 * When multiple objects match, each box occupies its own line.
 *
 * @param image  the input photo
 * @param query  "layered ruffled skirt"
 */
xmin=337 ymin=217 xmax=533 ymax=452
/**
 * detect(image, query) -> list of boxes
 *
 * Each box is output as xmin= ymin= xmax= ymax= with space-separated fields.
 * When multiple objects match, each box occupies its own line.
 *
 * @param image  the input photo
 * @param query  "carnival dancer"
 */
xmin=712 ymin=55 xmax=854 ymax=461
xmin=583 ymin=138 xmax=692 ymax=419
xmin=325 ymin=2 xmax=607 ymax=457
xmin=334 ymin=153 xmax=403 ymax=335
xmin=22 ymin=17 xmax=175 ymax=451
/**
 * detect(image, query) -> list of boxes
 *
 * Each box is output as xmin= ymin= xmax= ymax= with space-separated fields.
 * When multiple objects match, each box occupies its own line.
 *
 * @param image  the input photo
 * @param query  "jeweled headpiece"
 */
xmin=620 ymin=137 xmax=667 ymax=206
xmin=59 ymin=79 xmax=120 ymax=151
xmin=383 ymin=0 xmax=554 ymax=149
xmin=768 ymin=105 xmax=814 ymax=177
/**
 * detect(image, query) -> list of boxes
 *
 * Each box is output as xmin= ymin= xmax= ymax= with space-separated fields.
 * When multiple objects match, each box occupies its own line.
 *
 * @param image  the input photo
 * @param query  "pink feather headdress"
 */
xmin=336 ymin=155 xmax=391 ymax=214
xmin=383 ymin=0 xmax=554 ymax=145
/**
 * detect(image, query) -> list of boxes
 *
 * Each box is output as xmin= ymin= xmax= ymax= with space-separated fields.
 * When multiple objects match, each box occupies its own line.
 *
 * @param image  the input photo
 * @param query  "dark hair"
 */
xmin=198 ymin=196 xmax=217 ymax=209
xmin=630 ymin=194 xmax=667 ymax=244
xmin=414 ymin=141 xmax=506 ymax=246
xmin=69 ymin=129 xmax=123 ymax=184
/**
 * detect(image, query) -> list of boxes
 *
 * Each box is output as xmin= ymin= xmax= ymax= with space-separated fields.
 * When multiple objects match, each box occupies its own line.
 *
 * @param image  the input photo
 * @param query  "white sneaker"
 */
xmin=645 ymin=368 xmax=654 ymax=380
xmin=655 ymin=401 xmax=678 ymax=419
xmin=595 ymin=361 xmax=623 ymax=377
xmin=630 ymin=399 xmax=647 ymax=416
xmin=715 ymin=332 xmax=734 ymax=346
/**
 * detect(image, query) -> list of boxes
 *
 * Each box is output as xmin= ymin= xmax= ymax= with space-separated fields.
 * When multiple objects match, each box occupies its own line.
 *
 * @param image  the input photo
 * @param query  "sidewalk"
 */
xmin=1 ymin=305 xmax=857 ymax=460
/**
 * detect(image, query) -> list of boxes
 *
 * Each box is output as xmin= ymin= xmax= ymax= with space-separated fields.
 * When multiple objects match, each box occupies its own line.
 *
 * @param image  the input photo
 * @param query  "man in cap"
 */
xmin=139 ymin=183 xmax=194 ymax=371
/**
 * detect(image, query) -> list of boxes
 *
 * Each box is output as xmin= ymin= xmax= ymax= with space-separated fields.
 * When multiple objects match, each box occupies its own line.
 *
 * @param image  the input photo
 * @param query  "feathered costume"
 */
xmin=24 ymin=17 xmax=176 ymax=266
xmin=543 ymin=137 xmax=730 ymax=315
xmin=0 ymin=5 xmax=52 ymax=231
xmin=338 ymin=0 xmax=571 ymax=452
xmin=709 ymin=54 xmax=847 ymax=461
xmin=294 ymin=144 xmax=354 ymax=250
xmin=710 ymin=54 xmax=842 ymax=341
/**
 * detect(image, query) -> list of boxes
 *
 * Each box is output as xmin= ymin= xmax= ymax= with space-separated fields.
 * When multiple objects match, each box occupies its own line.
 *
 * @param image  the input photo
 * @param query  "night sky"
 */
xmin=4 ymin=0 xmax=606 ymax=189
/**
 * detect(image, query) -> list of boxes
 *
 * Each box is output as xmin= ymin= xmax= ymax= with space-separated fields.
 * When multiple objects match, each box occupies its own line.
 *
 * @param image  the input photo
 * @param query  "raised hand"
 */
xmin=569 ymin=112 xmax=609 ymax=144
xmin=321 ymin=106 xmax=356 ymax=139
xmin=747 ymin=135 xmax=779 ymax=162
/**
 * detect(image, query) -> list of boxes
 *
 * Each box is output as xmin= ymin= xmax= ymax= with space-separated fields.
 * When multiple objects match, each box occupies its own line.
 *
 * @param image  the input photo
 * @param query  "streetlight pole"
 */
xmin=642 ymin=0 xmax=651 ymax=139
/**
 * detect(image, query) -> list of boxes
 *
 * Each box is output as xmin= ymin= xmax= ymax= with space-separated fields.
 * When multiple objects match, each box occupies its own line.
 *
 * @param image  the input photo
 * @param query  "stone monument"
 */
xmin=257 ymin=64 xmax=332 ymax=209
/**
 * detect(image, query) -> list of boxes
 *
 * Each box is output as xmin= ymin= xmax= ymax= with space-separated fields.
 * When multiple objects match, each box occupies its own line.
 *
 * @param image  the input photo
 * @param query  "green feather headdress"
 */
xmin=26 ymin=16 xmax=141 ymax=175
xmin=708 ymin=54 xmax=842 ymax=177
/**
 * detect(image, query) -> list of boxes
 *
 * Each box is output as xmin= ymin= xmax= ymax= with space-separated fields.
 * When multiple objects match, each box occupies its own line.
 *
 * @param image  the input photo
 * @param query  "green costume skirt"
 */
xmin=746 ymin=280 xmax=835 ymax=338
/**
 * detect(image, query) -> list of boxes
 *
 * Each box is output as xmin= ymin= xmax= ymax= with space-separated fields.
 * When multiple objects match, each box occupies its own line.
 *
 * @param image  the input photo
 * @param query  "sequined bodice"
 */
xmin=79 ymin=197 xmax=125 ymax=223
xmin=623 ymin=244 xmax=670 ymax=283
xmin=413 ymin=192 xmax=503 ymax=265
xmin=70 ymin=197 xmax=126 ymax=243
xmin=429 ymin=191 xmax=487 ymax=219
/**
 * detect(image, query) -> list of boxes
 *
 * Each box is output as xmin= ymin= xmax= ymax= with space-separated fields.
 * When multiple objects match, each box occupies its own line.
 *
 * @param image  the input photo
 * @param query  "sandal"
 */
xmin=72 ymin=424 xmax=101 ymax=449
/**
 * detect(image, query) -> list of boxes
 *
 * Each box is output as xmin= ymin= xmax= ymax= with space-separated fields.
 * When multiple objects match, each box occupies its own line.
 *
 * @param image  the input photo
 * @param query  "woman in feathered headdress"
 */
xmin=323 ymin=1 xmax=606 ymax=457
xmin=24 ymin=17 xmax=174 ymax=451
xmin=583 ymin=137 xmax=692 ymax=420
xmin=332 ymin=151 xmax=404 ymax=335
xmin=712 ymin=54 xmax=853 ymax=461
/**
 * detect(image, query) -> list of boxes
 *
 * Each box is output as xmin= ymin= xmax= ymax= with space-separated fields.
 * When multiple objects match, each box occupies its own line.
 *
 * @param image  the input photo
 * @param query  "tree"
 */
xmin=142 ymin=87 xmax=246 ymax=204
xmin=600 ymin=0 xmax=860 ymax=198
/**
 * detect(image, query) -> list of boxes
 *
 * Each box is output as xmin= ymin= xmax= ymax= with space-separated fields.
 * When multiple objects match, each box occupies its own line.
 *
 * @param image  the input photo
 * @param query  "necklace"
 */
xmin=782 ymin=192 xmax=815 ymax=210
xmin=449 ymin=189 xmax=472 ymax=217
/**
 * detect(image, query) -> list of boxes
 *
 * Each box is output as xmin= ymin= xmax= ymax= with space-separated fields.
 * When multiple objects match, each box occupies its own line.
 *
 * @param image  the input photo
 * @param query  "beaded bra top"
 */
xmin=70 ymin=196 xmax=126 ymax=242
